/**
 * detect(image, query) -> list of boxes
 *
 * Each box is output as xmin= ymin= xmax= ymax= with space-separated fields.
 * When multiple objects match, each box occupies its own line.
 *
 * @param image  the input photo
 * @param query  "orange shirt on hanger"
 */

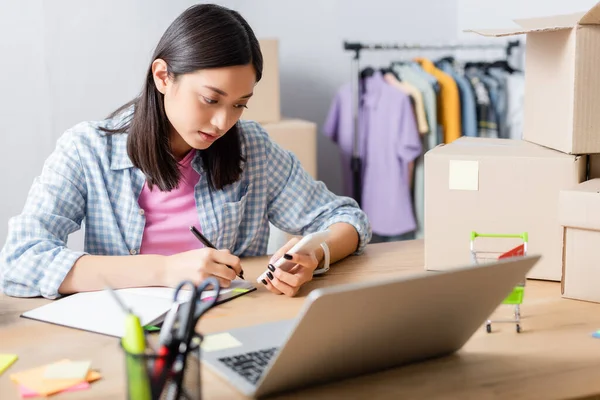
xmin=414 ymin=58 xmax=461 ymax=143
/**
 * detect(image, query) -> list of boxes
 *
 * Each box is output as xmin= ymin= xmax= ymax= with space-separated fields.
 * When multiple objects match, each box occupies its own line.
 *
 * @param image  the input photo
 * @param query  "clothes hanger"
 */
xmin=360 ymin=66 xmax=376 ymax=79
xmin=437 ymin=55 xmax=455 ymax=65
xmin=488 ymin=59 xmax=521 ymax=74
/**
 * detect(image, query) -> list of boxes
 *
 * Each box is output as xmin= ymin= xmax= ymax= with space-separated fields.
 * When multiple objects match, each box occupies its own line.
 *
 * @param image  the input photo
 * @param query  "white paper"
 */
xmin=21 ymin=280 xmax=255 ymax=338
xmin=21 ymin=290 xmax=173 ymax=338
xmin=449 ymin=160 xmax=479 ymax=191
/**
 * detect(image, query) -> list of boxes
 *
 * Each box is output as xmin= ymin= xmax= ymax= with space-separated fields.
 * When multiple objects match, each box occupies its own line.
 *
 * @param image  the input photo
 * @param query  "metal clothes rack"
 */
xmin=343 ymin=40 xmax=520 ymax=206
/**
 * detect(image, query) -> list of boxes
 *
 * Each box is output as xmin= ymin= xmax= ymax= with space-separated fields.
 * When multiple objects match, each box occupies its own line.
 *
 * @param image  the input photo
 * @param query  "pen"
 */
xmin=189 ymin=225 xmax=245 ymax=279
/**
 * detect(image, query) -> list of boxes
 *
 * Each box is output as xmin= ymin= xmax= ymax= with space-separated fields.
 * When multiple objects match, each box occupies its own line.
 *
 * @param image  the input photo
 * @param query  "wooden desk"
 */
xmin=2 ymin=240 xmax=600 ymax=399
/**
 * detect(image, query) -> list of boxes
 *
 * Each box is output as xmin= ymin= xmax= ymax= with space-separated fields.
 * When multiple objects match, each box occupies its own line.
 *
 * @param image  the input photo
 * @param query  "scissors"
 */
xmin=154 ymin=278 xmax=221 ymax=396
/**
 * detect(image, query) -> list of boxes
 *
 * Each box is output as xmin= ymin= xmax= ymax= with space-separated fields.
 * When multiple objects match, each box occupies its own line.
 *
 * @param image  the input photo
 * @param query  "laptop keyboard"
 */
xmin=218 ymin=347 xmax=279 ymax=385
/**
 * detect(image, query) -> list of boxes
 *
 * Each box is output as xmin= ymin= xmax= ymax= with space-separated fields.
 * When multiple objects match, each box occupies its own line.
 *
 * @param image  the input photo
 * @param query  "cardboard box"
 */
xmin=424 ymin=137 xmax=586 ymax=281
xmin=559 ymin=179 xmax=600 ymax=302
xmin=261 ymin=119 xmax=317 ymax=179
xmin=466 ymin=4 xmax=600 ymax=154
xmin=243 ymin=39 xmax=281 ymax=124
xmin=261 ymin=119 xmax=317 ymax=253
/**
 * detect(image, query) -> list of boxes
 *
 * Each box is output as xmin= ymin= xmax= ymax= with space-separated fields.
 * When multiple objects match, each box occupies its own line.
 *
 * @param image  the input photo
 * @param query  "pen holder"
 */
xmin=120 ymin=333 xmax=202 ymax=400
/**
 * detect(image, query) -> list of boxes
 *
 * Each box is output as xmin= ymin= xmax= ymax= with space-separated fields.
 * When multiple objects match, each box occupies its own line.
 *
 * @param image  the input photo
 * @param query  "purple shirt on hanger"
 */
xmin=323 ymin=71 xmax=422 ymax=236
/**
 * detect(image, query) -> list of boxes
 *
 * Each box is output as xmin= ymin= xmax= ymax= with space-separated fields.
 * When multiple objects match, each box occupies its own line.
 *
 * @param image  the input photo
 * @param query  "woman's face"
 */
xmin=153 ymin=61 xmax=256 ymax=158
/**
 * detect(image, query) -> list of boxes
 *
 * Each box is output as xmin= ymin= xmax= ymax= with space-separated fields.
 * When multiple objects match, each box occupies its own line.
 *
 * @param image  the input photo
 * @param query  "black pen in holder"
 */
xmin=120 ymin=332 xmax=203 ymax=400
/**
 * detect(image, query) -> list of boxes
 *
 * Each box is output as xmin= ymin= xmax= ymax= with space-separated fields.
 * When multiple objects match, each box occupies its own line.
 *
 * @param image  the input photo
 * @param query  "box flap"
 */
xmin=463 ymin=27 xmax=531 ymax=37
xmin=559 ymin=179 xmax=600 ymax=230
xmin=579 ymin=2 xmax=600 ymax=25
xmin=465 ymin=25 xmax=573 ymax=37
xmin=427 ymin=137 xmax=580 ymax=160
xmin=513 ymin=12 xmax=585 ymax=29
xmin=465 ymin=7 xmax=599 ymax=37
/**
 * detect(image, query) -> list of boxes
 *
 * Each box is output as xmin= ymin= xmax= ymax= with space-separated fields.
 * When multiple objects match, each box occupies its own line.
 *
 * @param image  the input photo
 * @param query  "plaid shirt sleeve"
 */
xmin=0 ymin=130 xmax=88 ymax=299
xmin=263 ymin=128 xmax=372 ymax=254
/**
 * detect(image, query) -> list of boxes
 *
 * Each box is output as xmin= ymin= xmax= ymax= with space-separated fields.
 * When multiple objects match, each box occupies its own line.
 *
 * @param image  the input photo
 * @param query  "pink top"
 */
xmin=138 ymin=149 xmax=203 ymax=255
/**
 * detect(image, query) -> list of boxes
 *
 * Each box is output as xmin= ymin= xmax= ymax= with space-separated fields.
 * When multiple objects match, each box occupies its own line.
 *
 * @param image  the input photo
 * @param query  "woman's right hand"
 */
xmin=163 ymin=248 xmax=243 ymax=288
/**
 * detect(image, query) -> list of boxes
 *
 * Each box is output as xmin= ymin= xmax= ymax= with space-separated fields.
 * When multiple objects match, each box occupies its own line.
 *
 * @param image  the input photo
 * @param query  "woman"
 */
xmin=0 ymin=4 xmax=371 ymax=300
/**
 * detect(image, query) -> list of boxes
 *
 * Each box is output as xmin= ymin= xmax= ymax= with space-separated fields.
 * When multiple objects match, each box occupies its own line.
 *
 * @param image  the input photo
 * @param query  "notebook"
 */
xmin=21 ymin=280 xmax=256 ymax=338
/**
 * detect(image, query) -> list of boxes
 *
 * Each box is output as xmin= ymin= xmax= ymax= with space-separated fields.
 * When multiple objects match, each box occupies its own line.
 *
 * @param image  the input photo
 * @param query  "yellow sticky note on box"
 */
xmin=0 ymin=354 xmax=18 ymax=376
xmin=10 ymin=359 xmax=101 ymax=397
xmin=449 ymin=160 xmax=479 ymax=191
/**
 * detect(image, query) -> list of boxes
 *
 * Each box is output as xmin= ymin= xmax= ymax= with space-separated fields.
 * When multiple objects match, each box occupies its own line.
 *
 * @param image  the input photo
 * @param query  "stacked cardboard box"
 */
xmin=425 ymin=3 xmax=600 ymax=295
xmin=244 ymin=39 xmax=318 ymax=253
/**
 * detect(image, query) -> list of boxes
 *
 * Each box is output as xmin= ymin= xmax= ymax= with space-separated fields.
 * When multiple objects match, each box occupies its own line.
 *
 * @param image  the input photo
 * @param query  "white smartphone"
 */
xmin=257 ymin=230 xmax=331 ymax=283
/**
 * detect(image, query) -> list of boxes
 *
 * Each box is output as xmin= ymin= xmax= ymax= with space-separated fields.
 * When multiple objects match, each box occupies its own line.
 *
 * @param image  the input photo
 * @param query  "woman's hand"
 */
xmin=163 ymin=248 xmax=243 ymax=288
xmin=261 ymin=237 xmax=320 ymax=297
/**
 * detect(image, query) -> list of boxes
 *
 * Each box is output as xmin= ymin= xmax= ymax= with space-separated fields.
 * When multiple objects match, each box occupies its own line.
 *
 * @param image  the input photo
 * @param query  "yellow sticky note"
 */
xmin=201 ymin=333 xmax=243 ymax=352
xmin=10 ymin=359 xmax=101 ymax=397
xmin=232 ymin=288 xmax=249 ymax=294
xmin=449 ymin=160 xmax=479 ymax=191
xmin=0 ymin=354 xmax=18 ymax=376
xmin=44 ymin=360 xmax=91 ymax=380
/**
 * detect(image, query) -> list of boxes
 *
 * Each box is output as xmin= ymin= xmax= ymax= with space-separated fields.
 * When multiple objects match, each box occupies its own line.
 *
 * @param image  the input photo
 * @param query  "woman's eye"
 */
xmin=203 ymin=97 xmax=217 ymax=104
xmin=235 ymin=104 xmax=248 ymax=109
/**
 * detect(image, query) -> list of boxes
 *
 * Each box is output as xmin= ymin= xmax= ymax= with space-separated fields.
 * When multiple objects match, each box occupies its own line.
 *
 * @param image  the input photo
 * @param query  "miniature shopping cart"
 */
xmin=470 ymin=231 xmax=528 ymax=333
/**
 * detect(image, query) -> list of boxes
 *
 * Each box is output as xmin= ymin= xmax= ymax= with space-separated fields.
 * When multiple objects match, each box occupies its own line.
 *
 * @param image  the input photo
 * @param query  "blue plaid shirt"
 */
xmin=0 ymin=112 xmax=371 ymax=299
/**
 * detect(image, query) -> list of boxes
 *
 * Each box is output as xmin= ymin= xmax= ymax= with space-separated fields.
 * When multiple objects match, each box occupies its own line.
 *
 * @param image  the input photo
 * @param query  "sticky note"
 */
xmin=19 ymin=382 xmax=90 ymax=398
xmin=232 ymin=288 xmax=249 ymax=294
xmin=201 ymin=333 xmax=243 ymax=352
xmin=0 ymin=354 xmax=18 ymax=376
xmin=43 ymin=360 xmax=91 ymax=380
xmin=449 ymin=160 xmax=479 ymax=191
xmin=10 ymin=359 xmax=101 ymax=397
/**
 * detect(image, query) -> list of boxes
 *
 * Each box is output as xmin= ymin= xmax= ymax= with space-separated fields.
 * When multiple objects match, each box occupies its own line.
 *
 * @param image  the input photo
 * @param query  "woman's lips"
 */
xmin=198 ymin=131 xmax=219 ymax=142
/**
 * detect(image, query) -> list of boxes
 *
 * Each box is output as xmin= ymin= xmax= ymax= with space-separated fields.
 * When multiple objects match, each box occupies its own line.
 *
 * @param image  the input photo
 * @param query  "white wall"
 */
xmin=1 ymin=0 xmax=597 ymax=248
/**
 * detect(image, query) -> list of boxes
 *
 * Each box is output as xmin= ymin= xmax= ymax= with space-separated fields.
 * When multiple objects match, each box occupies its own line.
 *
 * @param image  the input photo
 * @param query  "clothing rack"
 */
xmin=343 ymin=40 xmax=520 ymax=206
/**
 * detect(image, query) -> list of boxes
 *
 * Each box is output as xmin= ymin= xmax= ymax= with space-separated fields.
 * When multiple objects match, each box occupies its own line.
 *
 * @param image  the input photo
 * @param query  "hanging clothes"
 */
xmin=487 ymin=68 xmax=509 ymax=139
xmin=324 ymin=71 xmax=422 ymax=238
xmin=438 ymin=60 xmax=478 ymax=138
xmin=383 ymin=72 xmax=429 ymax=135
xmin=414 ymin=57 xmax=462 ymax=143
xmin=465 ymin=66 xmax=498 ymax=138
xmin=392 ymin=64 xmax=440 ymax=239
xmin=327 ymin=41 xmax=525 ymax=242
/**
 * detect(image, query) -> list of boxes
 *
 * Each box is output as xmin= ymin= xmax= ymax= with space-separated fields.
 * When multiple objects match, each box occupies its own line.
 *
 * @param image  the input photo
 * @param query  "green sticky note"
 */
xmin=144 ymin=325 xmax=160 ymax=332
xmin=232 ymin=288 xmax=249 ymax=294
xmin=0 ymin=354 xmax=17 ymax=376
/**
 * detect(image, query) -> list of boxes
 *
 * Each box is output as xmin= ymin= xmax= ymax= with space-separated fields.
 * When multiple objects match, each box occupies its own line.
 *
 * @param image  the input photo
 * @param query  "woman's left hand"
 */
xmin=261 ymin=237 xmax=319 ymax=297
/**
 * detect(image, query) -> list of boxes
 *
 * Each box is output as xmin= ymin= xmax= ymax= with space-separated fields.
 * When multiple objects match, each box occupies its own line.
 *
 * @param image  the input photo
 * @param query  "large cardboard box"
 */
xmin=424 ymin=137 xmax=586 ymax=281
xmin=559 ymin=179 xmax=600 ymax=302
xmin=466 ymin=3 xmax=600 ymax=154
xmin=243 ymin=39 xmax=281 ymax=124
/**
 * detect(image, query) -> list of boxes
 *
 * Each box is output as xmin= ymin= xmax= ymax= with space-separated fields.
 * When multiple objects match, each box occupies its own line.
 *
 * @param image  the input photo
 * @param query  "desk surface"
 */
xmin=2 ymin=240 xmax=600 ymax=399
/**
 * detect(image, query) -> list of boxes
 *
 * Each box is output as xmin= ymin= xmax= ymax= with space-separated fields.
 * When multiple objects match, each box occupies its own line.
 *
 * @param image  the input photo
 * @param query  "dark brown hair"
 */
xmin=101 ymin=4 xmax=263 ymax=191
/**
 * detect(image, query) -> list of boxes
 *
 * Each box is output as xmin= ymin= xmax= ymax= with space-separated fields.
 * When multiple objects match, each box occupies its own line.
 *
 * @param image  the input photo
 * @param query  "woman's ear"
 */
xmin=152 ymin=59 xmax=170 ymax=94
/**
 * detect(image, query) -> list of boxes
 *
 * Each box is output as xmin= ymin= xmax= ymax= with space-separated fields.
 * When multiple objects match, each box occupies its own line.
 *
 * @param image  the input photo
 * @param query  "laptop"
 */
xmin=201 ymin=255 xmax=541 ymax=398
